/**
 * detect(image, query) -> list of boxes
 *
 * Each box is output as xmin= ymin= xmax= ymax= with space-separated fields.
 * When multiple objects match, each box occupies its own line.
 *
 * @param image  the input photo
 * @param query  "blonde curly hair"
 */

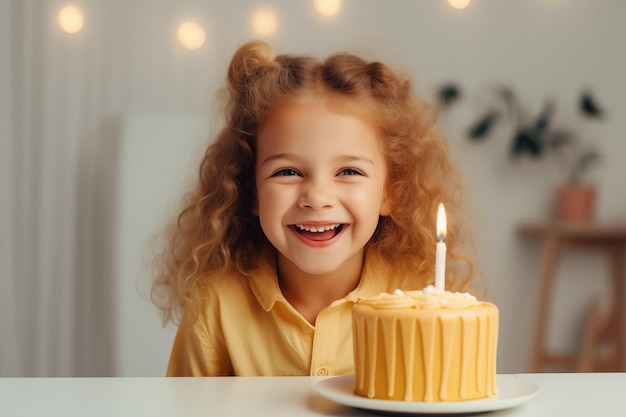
xmin=152 ymin=41 xmax=474 ymax=325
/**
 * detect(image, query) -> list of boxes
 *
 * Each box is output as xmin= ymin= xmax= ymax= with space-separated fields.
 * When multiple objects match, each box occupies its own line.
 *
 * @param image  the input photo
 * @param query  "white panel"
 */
xmin=114 ymin=115 xmax=208 ymax=376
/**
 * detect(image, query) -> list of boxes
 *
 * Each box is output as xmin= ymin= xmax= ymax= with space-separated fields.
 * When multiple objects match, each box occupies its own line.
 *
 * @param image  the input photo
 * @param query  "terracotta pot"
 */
xmin=556 ymin=184 xmax=596 ymax=223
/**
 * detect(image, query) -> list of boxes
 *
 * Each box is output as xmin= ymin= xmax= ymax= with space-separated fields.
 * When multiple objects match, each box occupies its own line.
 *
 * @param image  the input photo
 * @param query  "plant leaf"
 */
xmin=438 ymin=84 xmax=461 ymax=108
xmin=571 ymin=151 xmax=602 ymax=182
xmin=580 ymin=91 xmax=604 ymax=118
xmin=496 ymin=87 xmax=515 ymax=105
xmin=511 ymin=129 xmax=543 ymax=157
xmin=535 ymin=100 xmax=555 ymax=132
xmin=467 ymin=111 xmax=499 ymax=140
xmin=547 ymin=129 xmax=574 ymax=149
xmin=579 ymin=151 xmax=602 ymax=168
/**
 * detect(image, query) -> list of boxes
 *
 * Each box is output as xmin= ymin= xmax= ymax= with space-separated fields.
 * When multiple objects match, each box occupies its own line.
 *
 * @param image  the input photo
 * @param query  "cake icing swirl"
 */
xmin=357 ymin=285 xmax=478 ymax=309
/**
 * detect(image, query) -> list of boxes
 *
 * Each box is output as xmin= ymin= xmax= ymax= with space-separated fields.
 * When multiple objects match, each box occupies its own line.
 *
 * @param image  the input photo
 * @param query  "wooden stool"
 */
xmin=518 ymin=223 xmax=626 ymax=372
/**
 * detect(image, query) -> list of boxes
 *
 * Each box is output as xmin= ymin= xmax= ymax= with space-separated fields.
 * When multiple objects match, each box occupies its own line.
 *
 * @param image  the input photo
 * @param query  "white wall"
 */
xmin=114 ymin=115 xmax=207 ymax=376
xmin=2 ymin=0 xmax=625 ymax=376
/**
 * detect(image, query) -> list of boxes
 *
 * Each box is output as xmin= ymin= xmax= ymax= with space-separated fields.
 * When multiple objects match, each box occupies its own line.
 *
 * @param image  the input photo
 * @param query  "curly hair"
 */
xmin=152 ymin=41 xmax=474 ymax=325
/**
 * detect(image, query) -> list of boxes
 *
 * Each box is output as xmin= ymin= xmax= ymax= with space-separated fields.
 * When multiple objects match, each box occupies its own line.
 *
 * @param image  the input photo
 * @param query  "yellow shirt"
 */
xmin=167 ymin=249 xmax=419 ymax=376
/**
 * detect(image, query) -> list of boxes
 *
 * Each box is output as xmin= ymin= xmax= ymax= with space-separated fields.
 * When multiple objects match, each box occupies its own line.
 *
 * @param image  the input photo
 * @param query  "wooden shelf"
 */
xmin=518 ymin=222 xmax=626 ymax=372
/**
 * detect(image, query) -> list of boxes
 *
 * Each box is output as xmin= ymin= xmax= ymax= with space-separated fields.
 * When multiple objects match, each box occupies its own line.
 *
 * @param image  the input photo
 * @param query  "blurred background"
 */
xmin=1 ymin=0 xmax=625 ymax=377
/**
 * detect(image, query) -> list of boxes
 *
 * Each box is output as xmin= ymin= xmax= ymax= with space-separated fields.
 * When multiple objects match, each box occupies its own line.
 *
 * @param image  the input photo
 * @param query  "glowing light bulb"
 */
xmin=447 ymin=0 xmax=472 ymax=10
xmin=177 ymin=21 xmax=206 ymax=50
xmin=58 ymin=5 xmax=84 ymax=34
xmin=252 ymin=10 xmax=278 ymax=37
xmin=314 ymin=0 xmax=341 ymax=17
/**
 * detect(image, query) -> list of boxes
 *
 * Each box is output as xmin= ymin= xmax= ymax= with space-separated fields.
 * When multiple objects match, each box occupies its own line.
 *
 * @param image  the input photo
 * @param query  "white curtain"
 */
xmin=0 ymin=0 xmax=17 ymax=376
xmin=0 ymin=0 xmax=119 ymax=377
xmin=0 ymin=0 xmax=221 ymax=377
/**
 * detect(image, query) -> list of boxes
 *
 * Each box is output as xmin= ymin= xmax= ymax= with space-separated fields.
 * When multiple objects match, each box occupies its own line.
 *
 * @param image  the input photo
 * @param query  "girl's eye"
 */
xmin=339 ymin=168 xmax=362 ymax=176
xmin=273 ymin=168 xmax=301 ymax=177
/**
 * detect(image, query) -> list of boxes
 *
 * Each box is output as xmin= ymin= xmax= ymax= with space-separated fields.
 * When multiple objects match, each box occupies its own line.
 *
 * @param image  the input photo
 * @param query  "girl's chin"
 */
xmin=281 ymin=250 xmax=365 ymax=278
xmin=290 ymin=261 xmax=343 ymax=277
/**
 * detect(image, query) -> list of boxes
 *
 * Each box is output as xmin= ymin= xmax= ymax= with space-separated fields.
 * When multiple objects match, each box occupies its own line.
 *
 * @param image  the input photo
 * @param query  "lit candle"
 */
xmin=435 ymin=203 xmax=447 ymax=291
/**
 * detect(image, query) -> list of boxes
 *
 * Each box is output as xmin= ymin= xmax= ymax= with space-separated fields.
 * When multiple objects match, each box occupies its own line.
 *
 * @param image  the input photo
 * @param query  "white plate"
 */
xmin=315 ymin=374 xmax=539 ymax=414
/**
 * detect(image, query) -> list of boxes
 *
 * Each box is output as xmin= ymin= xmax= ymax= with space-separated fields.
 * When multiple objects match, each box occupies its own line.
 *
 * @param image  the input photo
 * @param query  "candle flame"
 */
xmin=437 ymin=203 xmax=447 ymax=240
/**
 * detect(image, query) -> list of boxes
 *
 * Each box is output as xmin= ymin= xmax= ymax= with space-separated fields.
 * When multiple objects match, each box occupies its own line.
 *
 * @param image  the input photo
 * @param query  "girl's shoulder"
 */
xmin=201 ymin=253 xmax=278 ymax=304
xmin=201 ymin=269 xmax=250 ymax=300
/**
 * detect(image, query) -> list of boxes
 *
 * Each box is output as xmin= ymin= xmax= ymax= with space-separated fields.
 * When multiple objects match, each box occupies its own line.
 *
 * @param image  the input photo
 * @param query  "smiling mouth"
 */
xmin=292 ymin=224 xmax=344 ymax=241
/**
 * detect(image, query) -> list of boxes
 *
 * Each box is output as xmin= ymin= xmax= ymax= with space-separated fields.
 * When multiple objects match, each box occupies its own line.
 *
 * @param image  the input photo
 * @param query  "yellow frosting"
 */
xmin=352 ymin=287 xmax=498 ymax=402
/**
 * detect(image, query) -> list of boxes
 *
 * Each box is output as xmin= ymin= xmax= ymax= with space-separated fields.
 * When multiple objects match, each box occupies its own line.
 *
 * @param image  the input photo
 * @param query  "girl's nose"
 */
xmin=298 ymin=179 xmax=335 ymax=209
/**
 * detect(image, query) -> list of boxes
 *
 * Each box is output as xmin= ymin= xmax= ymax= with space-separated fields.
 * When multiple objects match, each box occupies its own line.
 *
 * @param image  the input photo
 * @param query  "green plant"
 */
xmin=438 ymin=84 xmax=605 ymax=184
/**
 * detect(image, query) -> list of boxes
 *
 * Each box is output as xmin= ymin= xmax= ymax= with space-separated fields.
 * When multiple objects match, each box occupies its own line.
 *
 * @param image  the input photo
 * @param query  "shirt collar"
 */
xmin=248 ymin=249 xmax=284 ymax=312
xmin=248 ymin=246 xmax=392 ymax=312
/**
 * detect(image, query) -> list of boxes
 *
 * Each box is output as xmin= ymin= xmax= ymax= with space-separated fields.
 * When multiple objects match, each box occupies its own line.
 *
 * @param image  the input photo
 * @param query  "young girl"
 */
xmin=152 ymin=41 xmax=474 ymax=376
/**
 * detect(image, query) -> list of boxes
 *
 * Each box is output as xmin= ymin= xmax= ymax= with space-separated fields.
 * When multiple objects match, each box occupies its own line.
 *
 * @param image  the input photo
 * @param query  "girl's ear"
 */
xmin=379 ymin=192 xmax=391 ymax=216
xmin=252 ymin=196 xmax=259 ymax=216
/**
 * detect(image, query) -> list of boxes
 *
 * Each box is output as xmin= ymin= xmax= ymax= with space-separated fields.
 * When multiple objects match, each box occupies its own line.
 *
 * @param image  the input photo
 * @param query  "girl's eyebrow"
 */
xmin=339 ymin=155 xmax=375 ymax=166
xmin=260 ymin=153 xmax=294 ymax=166
xmin=261 ymin=154 xmax=375 ymax=166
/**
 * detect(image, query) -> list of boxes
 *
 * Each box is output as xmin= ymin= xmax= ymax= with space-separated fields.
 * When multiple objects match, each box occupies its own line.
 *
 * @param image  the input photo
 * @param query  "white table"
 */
xmin=1 ymin=373 xmax=624 ymax=416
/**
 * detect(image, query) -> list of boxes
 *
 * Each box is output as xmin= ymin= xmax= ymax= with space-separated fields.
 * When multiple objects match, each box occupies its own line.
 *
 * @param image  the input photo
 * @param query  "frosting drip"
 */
xmin=352 ymin=290 xmax=498 ymax=402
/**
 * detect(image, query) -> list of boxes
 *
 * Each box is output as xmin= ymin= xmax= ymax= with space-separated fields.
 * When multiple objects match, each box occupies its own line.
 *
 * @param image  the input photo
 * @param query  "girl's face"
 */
xmin=254 ymin=94 xmax=390 ymax=279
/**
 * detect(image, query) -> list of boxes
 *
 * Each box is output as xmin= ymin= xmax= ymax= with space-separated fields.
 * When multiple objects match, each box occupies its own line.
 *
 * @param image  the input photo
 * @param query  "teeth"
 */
xmin=295 ymin=224 xmax=341 ymax=233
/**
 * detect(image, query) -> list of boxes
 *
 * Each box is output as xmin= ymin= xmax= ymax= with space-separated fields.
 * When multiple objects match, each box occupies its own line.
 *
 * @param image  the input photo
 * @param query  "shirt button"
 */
xmin=317 ymin=367 xmax=329 ymax=376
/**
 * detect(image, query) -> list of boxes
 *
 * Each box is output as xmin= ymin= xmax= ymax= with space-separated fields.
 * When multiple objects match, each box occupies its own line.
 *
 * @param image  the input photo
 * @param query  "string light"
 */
xmin=447 ymin=0 xmax=472 ymax=10
xmin=252 ymin=9 xmax=278 ymax=37
xmin=58 ymin=5 xmax=84 ymax=34
xmin=313 ymin=0 xmax=341 ymax=17
xmin=177 ymin=21 xmax=206 ymax=50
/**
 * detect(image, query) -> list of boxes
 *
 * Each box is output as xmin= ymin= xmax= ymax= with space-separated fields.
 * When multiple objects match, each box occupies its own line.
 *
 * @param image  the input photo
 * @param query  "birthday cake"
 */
xmin=352 ymin=286 xmax=498 ymax=402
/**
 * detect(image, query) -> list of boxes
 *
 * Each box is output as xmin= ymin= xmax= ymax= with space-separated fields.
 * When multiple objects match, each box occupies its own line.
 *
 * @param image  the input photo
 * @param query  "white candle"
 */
xmin=435 ymin=203 xmax=447 ymax=291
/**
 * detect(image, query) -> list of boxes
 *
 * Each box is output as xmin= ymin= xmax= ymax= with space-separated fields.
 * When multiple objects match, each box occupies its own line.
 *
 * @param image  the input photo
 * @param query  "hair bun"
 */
xmin=366 ymin=62 xmax=385 ymax=83
xmin=228 ymin=41 xmax=276 ymax=92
